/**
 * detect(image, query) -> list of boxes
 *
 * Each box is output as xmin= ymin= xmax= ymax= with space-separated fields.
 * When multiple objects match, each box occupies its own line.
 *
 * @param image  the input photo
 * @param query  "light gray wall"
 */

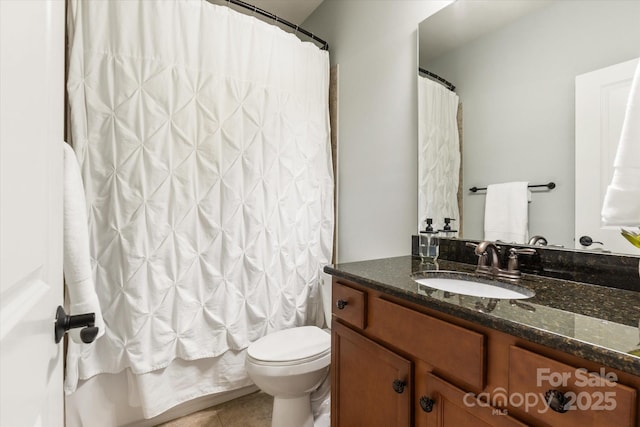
xmin=304 ymin=0 xmax=451 ymax=263
xmin=424 ymin=0 xmax=640 ymax=247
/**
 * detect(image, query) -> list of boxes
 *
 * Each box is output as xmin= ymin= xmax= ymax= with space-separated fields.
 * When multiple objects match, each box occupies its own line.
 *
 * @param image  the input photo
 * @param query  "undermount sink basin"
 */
xmin=412 ymin=272 xmax=535 ymax=300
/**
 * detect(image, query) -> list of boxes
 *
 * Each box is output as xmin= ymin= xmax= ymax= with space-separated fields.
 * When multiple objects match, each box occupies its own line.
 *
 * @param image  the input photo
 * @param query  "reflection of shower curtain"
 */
xmin=65 ymin=0 xmax=333 ymax=418
xmin=417 ymin=76 xmax=460 ymax=231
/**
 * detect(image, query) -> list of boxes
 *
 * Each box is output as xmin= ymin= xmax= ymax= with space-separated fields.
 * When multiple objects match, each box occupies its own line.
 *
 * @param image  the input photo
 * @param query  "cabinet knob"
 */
xmin=392 ymin=379 xmax=406 ymax=394
xmin=336 ymin=299 xmax=348 ymax=310
xmin=544 ymin=389 xmax=569 ymax=413
xmin=419 ymin=396 xmax=435 ymax=413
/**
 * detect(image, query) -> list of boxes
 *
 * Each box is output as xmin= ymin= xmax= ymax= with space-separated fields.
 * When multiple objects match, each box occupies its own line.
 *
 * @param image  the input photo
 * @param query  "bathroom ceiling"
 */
xmin=209 ymin=0 xmax=325 ymax=25
xmin=419 ymin=0 xmax=554 ymax=63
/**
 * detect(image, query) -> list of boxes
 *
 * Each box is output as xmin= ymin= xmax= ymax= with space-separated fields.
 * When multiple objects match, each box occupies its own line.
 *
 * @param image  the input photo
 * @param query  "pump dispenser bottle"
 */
xmin=419 ymin=218 xmax=439 ymax=263
xmin=439 ymin=218 xmax=458 ymax=238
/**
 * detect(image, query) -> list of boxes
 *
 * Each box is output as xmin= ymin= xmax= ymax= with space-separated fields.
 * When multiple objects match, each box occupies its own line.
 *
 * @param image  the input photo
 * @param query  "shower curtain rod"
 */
xmin=223 ymin=0 xmax=329 ymax=50
xmin=419 ymin=67 xmax=455 ymax=92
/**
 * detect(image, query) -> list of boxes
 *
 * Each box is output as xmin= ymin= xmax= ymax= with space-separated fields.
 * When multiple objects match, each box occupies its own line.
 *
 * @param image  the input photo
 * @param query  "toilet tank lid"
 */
xmin=247 ymin=326 xmax=330 ymax=362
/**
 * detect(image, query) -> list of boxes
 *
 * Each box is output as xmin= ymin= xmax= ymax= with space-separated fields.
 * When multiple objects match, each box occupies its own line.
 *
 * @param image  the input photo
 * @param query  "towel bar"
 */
xmin=469 ymin=182 xmax=555 ymax=193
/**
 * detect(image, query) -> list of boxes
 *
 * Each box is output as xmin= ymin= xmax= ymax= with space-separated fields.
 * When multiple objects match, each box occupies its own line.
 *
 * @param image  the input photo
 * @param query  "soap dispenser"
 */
xmin=423 ymin=218 xmax=434 ymax=233
xmin=418 ymin=218 xmax=439 ymax=263
xmin=439 ymin=218 xmax=458 ymax=238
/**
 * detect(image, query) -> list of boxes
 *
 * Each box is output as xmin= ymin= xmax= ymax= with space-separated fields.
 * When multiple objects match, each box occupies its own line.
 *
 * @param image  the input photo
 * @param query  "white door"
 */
xmin=575 ymin=57 xmax=640 ymax=255
xmin=0 ymin=1 xmax=66 ymax=426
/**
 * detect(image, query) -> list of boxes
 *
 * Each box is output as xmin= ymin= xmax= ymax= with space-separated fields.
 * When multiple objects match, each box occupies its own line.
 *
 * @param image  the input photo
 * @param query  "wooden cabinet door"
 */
xmin=421 ymin=373 xmax=528 ymax=427
xmin=508 ymin=346 xmax=637 ymax=427
xmin=332 ymin=319 xmax=412 ymax=427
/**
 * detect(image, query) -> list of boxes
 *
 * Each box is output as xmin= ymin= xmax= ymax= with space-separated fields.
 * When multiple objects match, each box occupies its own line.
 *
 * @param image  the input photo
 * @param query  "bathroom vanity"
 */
xmin=325 ymin=255 xmax=640 ymax=427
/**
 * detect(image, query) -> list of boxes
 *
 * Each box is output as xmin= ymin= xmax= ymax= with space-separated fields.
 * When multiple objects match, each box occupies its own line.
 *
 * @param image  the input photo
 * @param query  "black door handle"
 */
xmin=579 ymin=236 xmax=603 ymax=247
xmin=54 ymin=305 xmax=99 ymax=344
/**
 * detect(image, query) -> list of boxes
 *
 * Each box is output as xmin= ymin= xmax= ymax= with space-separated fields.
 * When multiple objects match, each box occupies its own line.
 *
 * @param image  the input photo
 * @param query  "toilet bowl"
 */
xmin=246 ymin=326 xmax=331 ymax=427
xmin=246 ymin=275 xmax=333 ymax=427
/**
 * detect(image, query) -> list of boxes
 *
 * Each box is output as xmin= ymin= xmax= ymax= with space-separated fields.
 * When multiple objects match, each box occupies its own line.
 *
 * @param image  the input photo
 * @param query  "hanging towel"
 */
xmin=484 ymin=182 xmax=530 ymax=244
xmin=63 ymin=142 xmax=104 ymax=344
xmin=602 ymin=60 xmax=640 ymax=226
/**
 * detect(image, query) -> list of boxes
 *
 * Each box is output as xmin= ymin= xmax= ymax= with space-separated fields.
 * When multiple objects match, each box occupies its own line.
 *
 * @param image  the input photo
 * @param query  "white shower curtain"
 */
xmin=417 ymin=76 xmax=460 ymax=231
xmin=65 ymin=0 xmax=333 ymax=418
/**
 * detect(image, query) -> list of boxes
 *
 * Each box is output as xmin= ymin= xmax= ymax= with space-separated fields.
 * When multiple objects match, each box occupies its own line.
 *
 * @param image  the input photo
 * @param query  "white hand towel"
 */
xmin=602 ymin=60 xmax=640 ymax=226
xmin=484 ymin=182 xmax=530 ymax=244
xmin=63 ymin=142 xmax=105 ymax=343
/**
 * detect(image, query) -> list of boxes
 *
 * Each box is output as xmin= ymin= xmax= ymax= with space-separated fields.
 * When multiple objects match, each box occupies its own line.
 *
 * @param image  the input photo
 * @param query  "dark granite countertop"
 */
xmin=324 ymin=256 xmax=640 ymax=377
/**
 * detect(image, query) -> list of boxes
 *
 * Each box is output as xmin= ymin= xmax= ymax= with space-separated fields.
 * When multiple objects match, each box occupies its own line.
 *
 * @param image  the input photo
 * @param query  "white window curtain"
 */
xmin=65 ymin=0 xmax=333 ymax=418
xmin=417 ymin=76 xmax=461 ymax=231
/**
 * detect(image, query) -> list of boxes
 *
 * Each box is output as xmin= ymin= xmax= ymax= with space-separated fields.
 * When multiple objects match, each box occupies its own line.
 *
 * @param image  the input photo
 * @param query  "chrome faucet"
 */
xmin=474 ymin=241 xmax=502 ymax=275
xmin=528 ymin=235 xmax=548 ymax=246
xmin=466 ymin=241 xmax=536 ymax=281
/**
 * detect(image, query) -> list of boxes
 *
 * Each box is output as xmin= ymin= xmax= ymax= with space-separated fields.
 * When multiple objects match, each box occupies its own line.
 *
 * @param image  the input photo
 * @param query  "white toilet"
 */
xmin=246 ymin=278 xmax=332 ymax=427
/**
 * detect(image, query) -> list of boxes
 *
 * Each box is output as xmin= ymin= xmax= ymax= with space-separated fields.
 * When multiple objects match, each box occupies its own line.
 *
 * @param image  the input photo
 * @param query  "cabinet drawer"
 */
xmin=332 ymin=280 xmax=366 ymax=329
xmin=421 ymin=373 xmax=528 ymax=427
xmin=368 ymin=297 xmax=486 ymax=391
xmin=508 ymin=346 xmax=637 ymax=427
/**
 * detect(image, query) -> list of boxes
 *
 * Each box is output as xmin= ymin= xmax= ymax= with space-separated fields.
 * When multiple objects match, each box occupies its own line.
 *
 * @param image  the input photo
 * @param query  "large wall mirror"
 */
xmin=418 ymin=0 xmax=640 ymax=256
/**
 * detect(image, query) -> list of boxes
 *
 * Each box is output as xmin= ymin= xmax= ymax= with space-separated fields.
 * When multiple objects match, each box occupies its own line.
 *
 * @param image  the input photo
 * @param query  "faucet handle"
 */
xmin=465 ymin=242 xmax=488 ymax=272
xmin=509 ymin=248 xmax=538 ymax=258
xmin=506 ymin=247 xmax=537 ymax=273
xmin=509 ymin=247 xmax=537 ymax=256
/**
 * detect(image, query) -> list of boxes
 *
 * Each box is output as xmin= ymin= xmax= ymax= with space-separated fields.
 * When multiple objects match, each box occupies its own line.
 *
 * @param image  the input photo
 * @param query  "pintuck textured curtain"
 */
xmin=417 ymin=76 xmax=461 ymax=231
xmin=65 ymin=0 xmax=333 ymax=416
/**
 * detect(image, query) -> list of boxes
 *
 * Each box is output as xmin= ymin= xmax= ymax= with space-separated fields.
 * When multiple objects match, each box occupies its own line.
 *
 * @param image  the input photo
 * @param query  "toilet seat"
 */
xmin=248 ymin=347 xmax=331 ymax=366
xmin=248 ymin=326 xmax=330 ymax=363
xmin=246 ymin=326 xmax=331 ymax=376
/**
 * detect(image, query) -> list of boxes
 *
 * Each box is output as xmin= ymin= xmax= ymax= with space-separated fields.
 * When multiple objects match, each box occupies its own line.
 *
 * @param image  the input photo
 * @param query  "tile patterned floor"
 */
xmin=157 ymin=392 xmax=273 ymax=427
